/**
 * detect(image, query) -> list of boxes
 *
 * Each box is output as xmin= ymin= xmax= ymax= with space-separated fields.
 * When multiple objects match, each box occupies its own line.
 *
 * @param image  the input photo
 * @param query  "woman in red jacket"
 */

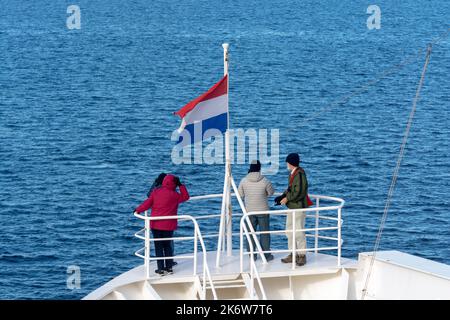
xmin=134 ymin=174 xmax=189 ymax=275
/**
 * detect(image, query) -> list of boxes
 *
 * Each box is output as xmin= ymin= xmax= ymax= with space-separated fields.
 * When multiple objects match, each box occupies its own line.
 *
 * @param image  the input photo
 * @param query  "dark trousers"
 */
xmin=152 ymin=229 xmax=174 ymax=270
xmin=246 ymin=215 xmax=271 ymax=257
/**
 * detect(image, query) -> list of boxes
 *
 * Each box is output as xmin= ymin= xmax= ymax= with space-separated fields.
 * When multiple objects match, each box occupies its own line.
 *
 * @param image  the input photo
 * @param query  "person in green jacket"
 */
xmin=275 ymin=153 xmax=309 ymax=266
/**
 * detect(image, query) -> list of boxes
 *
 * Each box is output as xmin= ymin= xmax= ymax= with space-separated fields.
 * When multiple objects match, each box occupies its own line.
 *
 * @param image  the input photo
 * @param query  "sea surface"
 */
xmin=0 ymin=0 xmax=449 ymax=299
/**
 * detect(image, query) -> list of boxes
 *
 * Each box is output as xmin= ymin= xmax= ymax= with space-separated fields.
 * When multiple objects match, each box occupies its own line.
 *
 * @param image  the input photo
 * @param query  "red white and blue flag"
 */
xmin=174 ymin=75 xmax=228 ymax=144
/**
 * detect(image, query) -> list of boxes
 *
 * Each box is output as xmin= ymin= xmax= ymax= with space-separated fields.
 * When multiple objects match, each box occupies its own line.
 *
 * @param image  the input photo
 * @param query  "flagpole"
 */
xmin=222 ymin=43 xmax=233 ymax=258
xmin=223 ymin=43 xmax=230 ymax=130
xmin=216 ymin=43 xmax=232 ymax=267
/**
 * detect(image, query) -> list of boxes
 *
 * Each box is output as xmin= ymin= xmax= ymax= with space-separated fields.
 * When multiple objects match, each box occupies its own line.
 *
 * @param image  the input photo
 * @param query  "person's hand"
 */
xmin=274 ymin=195 xmax=283 ymax=205
xmin=280 ymin=197 xmax=288 ymax=205
xmin=174 ymin=176 xmax=182 ymax=186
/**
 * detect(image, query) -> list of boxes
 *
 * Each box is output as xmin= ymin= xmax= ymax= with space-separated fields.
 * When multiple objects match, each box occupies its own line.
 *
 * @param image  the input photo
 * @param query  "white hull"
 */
xmin=84 ymin=250 xmax=450 ymax=300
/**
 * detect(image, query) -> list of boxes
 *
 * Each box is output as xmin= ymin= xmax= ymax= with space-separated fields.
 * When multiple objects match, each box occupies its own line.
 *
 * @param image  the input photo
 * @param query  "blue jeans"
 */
xmin=246 ymin=215 xmax=271 ymax=257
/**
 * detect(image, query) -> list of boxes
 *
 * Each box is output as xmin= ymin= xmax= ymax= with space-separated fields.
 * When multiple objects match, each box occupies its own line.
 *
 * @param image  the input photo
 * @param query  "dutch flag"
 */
xmin=174 ymin=75 xmax=228 ymax=144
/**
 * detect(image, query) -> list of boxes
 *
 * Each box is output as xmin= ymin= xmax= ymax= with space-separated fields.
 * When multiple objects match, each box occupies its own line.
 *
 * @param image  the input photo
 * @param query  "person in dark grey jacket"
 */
xmin=238 ymin=160 xmax=275 ymax=261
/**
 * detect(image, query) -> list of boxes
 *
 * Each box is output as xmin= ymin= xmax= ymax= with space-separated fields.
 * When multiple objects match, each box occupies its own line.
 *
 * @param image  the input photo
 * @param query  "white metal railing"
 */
xmin=187 ymin=191 xmax=344 ymax=264
xmin=134 ymin=213 xmax=218 ymax=300
xmin=229 ymin=177 xmax=344 ymax=272
xmin=177 ymin=193 xmax=245 ymax=266
xmin=133 ymin=181 xmax=344 ymax=299
xmin=241 ymin=220 xmax=268 ymax=299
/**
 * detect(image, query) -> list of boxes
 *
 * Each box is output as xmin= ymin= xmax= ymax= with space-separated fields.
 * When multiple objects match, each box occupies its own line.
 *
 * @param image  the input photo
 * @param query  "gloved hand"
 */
xmin=274 ymin=195 xmax=283 ymax=206
xmin=174 ymin=176 xmax=182 ymax=186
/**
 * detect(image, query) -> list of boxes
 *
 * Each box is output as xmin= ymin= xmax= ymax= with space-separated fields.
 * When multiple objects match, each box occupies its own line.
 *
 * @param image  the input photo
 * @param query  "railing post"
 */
xmin=240 ymin=221 xmax=244 ymax=273
xmin=314 ymin=198 xmax=320 ymax=254
xmin=203 ymin=254 xmax=207 ymax=299
xmin=193 ymin=226 xmax=198 ymax=276
xmin=337 ymin=207 xmax=342 ymax=267
xmin=251 ymin=261 xmax=255 ymax=299
xmin=292 ymin=211 xmax=296 ymax=270
xmin=144 ymin=211 xmax=150 ymax=279
xmin=250 ymin=240 xmax=255 ymax=299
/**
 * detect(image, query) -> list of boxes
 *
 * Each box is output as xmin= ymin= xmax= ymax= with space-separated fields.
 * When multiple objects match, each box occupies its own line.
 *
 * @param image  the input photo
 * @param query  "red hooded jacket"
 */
xmin=135 ymin=175 xmax=190 ymax=231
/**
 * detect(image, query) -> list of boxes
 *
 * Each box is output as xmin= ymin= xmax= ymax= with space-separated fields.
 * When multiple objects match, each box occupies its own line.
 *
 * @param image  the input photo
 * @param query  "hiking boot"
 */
xmin=154 ymin=269 xmax=166 ymax=276
xmin=281 ymin=254 xmax=293 ymax=263
xmin=265 ymin=254 xmax=274 ymax=262
xmin=164 ymin=268 xmax=174 ymax=275
xmin=296 ymin=255 xmax=307 ymax=266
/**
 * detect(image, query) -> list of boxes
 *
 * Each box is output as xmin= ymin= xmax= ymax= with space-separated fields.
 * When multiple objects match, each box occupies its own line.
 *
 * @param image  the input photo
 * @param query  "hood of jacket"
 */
xmin=162 ymin=174 xmax=177 ymax=191
xmin=246 ymin=171 xmax=263 ymax=183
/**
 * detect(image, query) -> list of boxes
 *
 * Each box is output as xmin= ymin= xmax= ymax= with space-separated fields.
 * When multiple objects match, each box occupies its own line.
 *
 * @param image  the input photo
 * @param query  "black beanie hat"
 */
xmin=285 ymin=153 xmax=300 ymax=167
xmin=248 ymin=160 xmax=261 ymax=173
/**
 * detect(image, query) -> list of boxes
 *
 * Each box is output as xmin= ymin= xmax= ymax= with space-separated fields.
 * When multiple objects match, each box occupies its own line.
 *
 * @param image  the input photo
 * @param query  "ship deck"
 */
xmin=84 ymin=250 xmax=358 ymax=299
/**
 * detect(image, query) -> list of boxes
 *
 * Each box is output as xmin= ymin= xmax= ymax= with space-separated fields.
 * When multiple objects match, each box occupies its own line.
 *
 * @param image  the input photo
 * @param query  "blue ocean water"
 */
xmin=0 ymin=0 xmax=449 ymax=299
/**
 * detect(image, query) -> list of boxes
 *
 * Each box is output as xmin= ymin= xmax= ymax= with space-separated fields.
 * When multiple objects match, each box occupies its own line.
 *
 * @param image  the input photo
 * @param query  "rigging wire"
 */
xmin=361 ymin=43 xmax=433 ymax=300
xmin=294 ymin=28 xmax=450 ymax=130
